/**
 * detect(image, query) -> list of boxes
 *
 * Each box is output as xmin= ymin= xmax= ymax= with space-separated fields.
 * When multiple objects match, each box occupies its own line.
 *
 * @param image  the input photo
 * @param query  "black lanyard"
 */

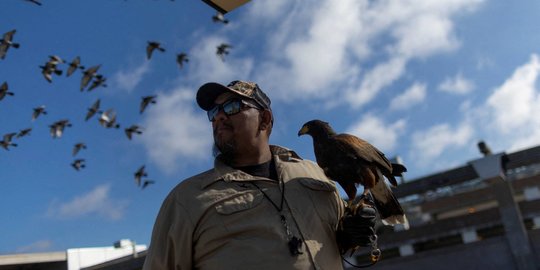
xmin=250 ymin=179 xmax=303 ymax=256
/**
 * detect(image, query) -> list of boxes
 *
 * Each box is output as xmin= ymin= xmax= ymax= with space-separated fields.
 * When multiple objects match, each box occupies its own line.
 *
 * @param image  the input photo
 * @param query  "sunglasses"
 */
xmin=207 ymin=99 xmax=261 ymax=122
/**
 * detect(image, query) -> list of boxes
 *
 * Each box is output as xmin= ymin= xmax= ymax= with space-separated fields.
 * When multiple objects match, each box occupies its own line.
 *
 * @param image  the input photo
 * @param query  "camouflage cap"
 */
xmin=196 ymin=80 xmax=272 ymax=111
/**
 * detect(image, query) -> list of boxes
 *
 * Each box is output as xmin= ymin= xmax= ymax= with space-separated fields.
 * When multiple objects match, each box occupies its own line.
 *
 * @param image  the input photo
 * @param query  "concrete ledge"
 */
xmin=0 ymin=252 xmax=66 ymax=265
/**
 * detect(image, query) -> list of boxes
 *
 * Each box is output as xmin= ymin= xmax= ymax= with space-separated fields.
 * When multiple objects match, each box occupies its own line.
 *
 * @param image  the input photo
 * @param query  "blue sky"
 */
xmin=2 ymin=0 xmax=540 ymax=254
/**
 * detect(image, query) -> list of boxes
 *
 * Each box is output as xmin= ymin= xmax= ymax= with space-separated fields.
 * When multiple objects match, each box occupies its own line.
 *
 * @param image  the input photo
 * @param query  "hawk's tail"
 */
xmin=370 ymin=171 xmax=408 ymax=226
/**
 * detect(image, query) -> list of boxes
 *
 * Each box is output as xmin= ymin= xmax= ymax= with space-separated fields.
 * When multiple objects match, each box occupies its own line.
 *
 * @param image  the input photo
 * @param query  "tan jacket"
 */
xmin=143 ymin=145 xmax=346 ymax=270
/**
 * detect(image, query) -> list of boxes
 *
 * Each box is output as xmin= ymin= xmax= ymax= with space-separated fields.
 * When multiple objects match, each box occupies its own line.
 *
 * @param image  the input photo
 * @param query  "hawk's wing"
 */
xmin=332 ymin=133 xmax=393 ymax=175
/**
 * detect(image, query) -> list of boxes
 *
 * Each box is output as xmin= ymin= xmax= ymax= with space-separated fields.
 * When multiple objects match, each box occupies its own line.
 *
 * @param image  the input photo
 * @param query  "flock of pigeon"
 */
xmin=1 ymin=1 xmax=233 ymax=190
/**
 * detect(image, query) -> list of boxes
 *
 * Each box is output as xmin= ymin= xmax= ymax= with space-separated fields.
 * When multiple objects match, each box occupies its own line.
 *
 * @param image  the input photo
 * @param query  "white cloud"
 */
xmin=486 ymin=54 xmax=540 ymax=131
xmin=112 ymin=60 xmax=151 ymax=92
xmin=140 ymin=88 xmax=213 ymax=173
xmin=410 ymin=122 xmax=473 ymax=164
xmin=346 ymin=57 xmax=407 ymax=108
xmin=47 ymin=184 xmax=128 ymax=221
xmin=253 ymin=0 xmax=363 ymax=101
xmin=246 ymin=0 xmax=484 ymax=109
xmin=390 ymin=82 xmax=427 ymax=111
xmin=16 ymin=240 xmax=53 ymax=253
xmin=187 ymin=36 xmax=253 ymax=84
xmin=346 ymin=114 xmax=406 ymax=152
xmin=246 ymin=0 xmax=289 ymax=21
xmin=438 ymin=73 xmax=475 ymax=94
xmin=484 ymin=54 xmax=540 ymax=151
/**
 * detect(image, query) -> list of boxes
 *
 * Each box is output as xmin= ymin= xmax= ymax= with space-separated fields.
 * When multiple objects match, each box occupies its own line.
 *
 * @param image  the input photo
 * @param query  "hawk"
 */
xmin=298 ymin=119 xmax=407 ymax=225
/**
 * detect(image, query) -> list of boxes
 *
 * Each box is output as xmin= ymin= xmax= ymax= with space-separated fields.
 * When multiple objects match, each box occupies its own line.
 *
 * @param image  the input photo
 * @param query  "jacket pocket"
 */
xmin=215 ymin=190 xmax=263 ymax=215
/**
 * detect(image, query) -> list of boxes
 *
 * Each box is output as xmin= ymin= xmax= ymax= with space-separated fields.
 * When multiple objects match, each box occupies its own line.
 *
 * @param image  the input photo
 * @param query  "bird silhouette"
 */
xmin=85 ymin=99 xmax=102 ymax=121
xmin=212 ymin=12 xmax=229 ymax=24
xmin=134 ymin=165 xmax=147 ymax=187
xmin=477 ymin=140 xmax=492 ymax=156
xmin=71 ymin=159 xmax=86 ymax=171
xmin=142 ymin=180 xmax=155 ymax=189
xmin=140 ymin=95 xmax=157 ymax=114
xmin=146 ymin=41 xmax=165 ymax=60
xmin=87 ymin=74 xmax=107 ymax=91
xmin=49 ymin=119 xmax=72 ymax=138
xmin=72 ymin=142 xmax=87 ymax=156
xmin=99 ymin=109 xmax=120 ymax=129
xmin=176 ymin=53 xmax=189 ymax=69
xmin=66 ymin=56 xmax=85 ymax=77
xmin=32 ymin=105 xmax=47 ymax=121
xmin=0 ymin=29 xmax=20 ymax=60
xmin=125 ymin=125 xmax=143 ymax=140
xmin=16 ymin=128 xmax=32 ymax=138
xmin=48 ymin=55 xmax=64 ymax=64
xmin=216 ymin=43 xmax=232 ymax=62
xmin=40 ymin=57 xmax=63 ymax=83
xmin=24 ymin=0 xmax=42 ymax=5
xmin=80 ymin=65 xmax=101 ymax=91
xmin=298 ymin=120 xmax=408 ymax=225
xmin=0 ymin=82 xmax=14 ymax=101
xmin=1 ymin=133 xmax=18 ymax=150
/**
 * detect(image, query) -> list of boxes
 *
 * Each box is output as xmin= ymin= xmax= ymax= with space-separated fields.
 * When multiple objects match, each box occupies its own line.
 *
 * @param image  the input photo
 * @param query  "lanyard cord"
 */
xmin=250 ymin=178 xmax=284 ymax=212
xmin=250 ymin=179 xmax=304 ymax=256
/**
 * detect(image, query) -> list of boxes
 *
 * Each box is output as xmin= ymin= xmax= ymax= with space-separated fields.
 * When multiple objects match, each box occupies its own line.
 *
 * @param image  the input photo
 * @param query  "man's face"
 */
xmin=211 ymin=92 xmax=262 ymax=158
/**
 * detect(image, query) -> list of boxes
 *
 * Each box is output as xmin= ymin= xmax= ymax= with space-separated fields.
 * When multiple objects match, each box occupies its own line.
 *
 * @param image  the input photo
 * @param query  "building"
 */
xmin=0 ymin=239 xmax=146 ymax=270
xmin=349 ymin=145 xmax=540 ymax=269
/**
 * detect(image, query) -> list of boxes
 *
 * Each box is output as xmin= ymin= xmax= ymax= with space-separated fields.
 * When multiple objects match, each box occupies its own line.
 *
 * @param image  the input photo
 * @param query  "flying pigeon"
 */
xmin=216 ymin=43 xmax=232 ymax=62
xmin=176 ymin=53 xmax=189 ymax=69
xmin=24 ymin=0 xmax=42 ymax=5
xmin=49 ymin=119 xmax=72 ymax=138
xmin=32 ymin=105 xmax=47 ymax=121
xmin=71 ymin=159 xmax=86 ymax=171
xmin=0 ymin=133 xmax=18 ymax=150
xmin=16 ymin=128 xmax=32 ymax=138
xmin=125 ymin=125 xmax=143 ymax=140
xmin=72 ymin=142 xmax=87 ymax=156
xmin=87 ymin=74 xmax=107 ymax=92
xmin=40 ymin=57 xmax=63 ymax=83
xmin=99 ymin=109 xmax=120 ymax=129
xmin=48 ymin=55 xmax=64 ymax=64
xmin=146 ymin=41 xmax=165 ymax=60
xmin=140 ymin=95 xmax=157 ymax=114
xmin=80 ymin=65 xmax=101 ymax=91
xmin=0 ymin=82 xmax=14 ymax=101
xmin=298 ymin=120 xmax=408 ymax=225
xmin=85 ymin=99 xmax=102 ymax=121
xmin=142 ymin=180 xmax=155 ymax=189
xmin=134 ymin=165 xmax=147 ymax=187
xmin=66 ymin=56 xmax=85 ymax=77
xmin=212 ymin=12 xmax=229 ymax=24
xmin=0 ymin=29 xmax=20 ymax=60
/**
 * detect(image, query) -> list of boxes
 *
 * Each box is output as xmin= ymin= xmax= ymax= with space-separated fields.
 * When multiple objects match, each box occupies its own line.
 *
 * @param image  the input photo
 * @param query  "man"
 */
xmin=143 ymin=80 xmax=377 ymax=270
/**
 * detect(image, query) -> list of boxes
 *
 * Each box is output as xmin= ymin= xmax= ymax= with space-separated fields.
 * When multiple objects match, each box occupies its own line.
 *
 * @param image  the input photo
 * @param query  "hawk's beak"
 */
xmin=298 ymin=125 xmax=308 ymax=136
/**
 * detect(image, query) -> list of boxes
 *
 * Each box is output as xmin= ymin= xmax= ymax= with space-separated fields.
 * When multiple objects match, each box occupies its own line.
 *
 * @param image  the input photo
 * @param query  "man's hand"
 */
xmin=336 ymin=205 xmax=377 ymax=253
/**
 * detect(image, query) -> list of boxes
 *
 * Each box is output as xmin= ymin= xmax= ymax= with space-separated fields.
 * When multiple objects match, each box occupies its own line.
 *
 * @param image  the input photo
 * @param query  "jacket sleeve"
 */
xmin=143 ymin=194 xmax=194 ymax=270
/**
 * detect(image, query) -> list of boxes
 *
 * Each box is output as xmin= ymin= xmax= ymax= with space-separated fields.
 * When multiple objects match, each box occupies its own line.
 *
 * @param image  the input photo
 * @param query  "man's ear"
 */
xmin=260 ymin=110 xmax=273 ymax=130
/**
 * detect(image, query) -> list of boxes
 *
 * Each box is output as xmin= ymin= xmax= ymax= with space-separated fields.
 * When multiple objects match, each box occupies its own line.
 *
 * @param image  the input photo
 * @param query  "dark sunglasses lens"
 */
xmin=207 ymin=107 xmax=216 ymax=121
xmin=223 ymin=100 xmax=242 ymax=115
xmin=207 ymin=100 xmax=243 ymax=121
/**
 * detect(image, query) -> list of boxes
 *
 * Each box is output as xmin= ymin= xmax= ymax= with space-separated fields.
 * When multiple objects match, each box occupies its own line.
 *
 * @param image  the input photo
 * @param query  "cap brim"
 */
xmin=196 ymin=82 xmax=230 ymax=111
xmin=196 ymin=82 xmax=253 ymax=111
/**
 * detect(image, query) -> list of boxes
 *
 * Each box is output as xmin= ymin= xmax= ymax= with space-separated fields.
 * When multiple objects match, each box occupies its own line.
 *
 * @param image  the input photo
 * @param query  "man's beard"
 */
xmin=213 ymin=138 xmax=237 ymax=163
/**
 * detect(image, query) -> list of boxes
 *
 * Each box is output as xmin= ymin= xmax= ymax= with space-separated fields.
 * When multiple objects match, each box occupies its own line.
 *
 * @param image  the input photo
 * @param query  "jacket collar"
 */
xmin=200 ymin=145 xmax=302 ymax=189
